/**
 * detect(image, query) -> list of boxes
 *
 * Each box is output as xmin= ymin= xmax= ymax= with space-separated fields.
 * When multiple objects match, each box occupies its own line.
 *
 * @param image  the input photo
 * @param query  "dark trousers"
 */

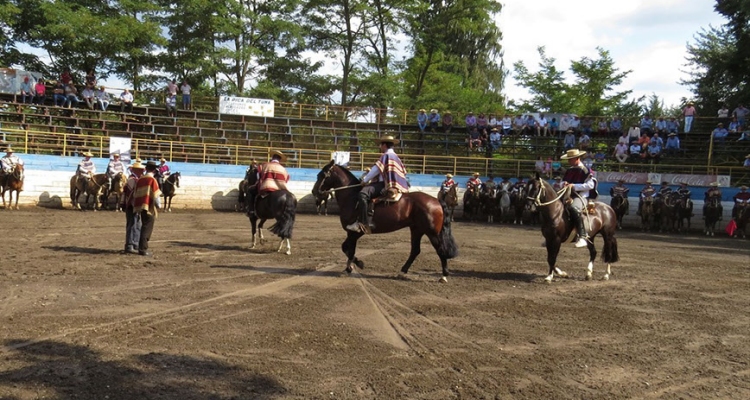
xmin=139 ymin=211 xmax=156 ymax=251
xmin=121 ymin=102 xmax=133 ymax=113
xmin=125 ymin=206 xmax=141 ymax=250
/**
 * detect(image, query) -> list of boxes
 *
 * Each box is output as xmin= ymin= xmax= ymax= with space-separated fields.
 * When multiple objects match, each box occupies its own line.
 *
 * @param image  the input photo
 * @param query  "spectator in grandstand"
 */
xmin=442 ymin=111 xmax=453 ymax=133
xmin=63 ymin=83 xmax=80 ymax=109
xmin=488 ymin=113 xmax=499 ymax=131
xmin=551 ymin=160 xmax=563 ymax=176
xmin=665 ymin=132 xmax=681 ymax=156
xmin=60 ymin=68 xmax=72 ymax=85
xmin=744 ymin=154 xmax=750 ymax=168
xmin=628 ymin=141 xmax=642 ymax=163
xmin=477 ymin=112 xmax=488 ymax=136
xmin=120 ymin=89 xmax=134 ymax=113
xmin=167 ymin=79 xmax=178 ymax=96
xmin=52 ymin=82 xmax=66 ymax=107
xmin=537 ymin=113 xmax=549 ymax=136
xmin=85 ymin=69 xmax=96 ymax=90
xmin=165 ymin=93 xmax=177 ymax=117
xmin=549 ymin=117 xmax=559 ymax=137
xmin=640 ymin=115 xmax=653 ymax=136
xmin=559 ymin=114 xmax=571 ymax=133
xmin=81 ymin=85 xmax=96 ymax=110
xmin=513 ymin=114 xmax=525 ymax=135
xmin=712 ymin=123 xmax=729 ymax=144
xmin=429 ymin=109 xmax=440 ymax=133
xmin=733 ymin=104 xmax=749 ymax=127
xmin=563 ymin=129 xmax=576 ymax=150
xmin=489 ymin=128 xmax=501 ymax=151
xmin=627 ymin=125 xmax=640 ymax=143
xmin=534 ymin=156 xmax=545 ymax=175
xmin=596 ymin=118 xmax=608 ymax=136
xmin=738 ymin=129 xmax=750 ymax=142
xmin=524 ymin=115 xmax=536 ymax=136
xmin=180 ymin=80 xmax=191 ymax=110
xmin=718 ymin=104 xmax=730 ymax=126
xmin=683 ymin=101 xmax=697 ymax=133
xmin=666 ymin=117 xmax=680 ymax=134
xmin=728 ymin=117 xmax=741 ymax=134
xmin=416 ymin=109 xmax=427 ymax=133
xmin=613 ymin=141 xmax=629 ymax=163
xmin=638 ymin=131 xmax=650 ymax=149
xmin=654 ymin=117 xmax=667 ymax=134
xmin=617 ymin=130 xmax=629 ymax=146
xmin=96 ymin=86 xmax=110 ymax=111
xmin=578 ymin=131 xmax=591 ymax=150
xmin=580 ymin=117 xmax=592 ymax=135
xmin=19 ymin=76 xmax=33 ymax=104
xmin=467 ymin=127 xmax=482 ymax=151
xmin=582 ymin=153 xmax=594 ymax=171
xmin=465 ymin=112 xmax=477 ymax=133
xmin=543 ymin=157 xmax=553 ymax=177
xmin=647 ymin=133 xmax=663 ymax=163
xmin=33 ymin=78 xmax=46 ymax=106
xmin=610 ymin=117 xmax=623 ymax=136
xmin=501 ymin=114 xmax=513 ymax=136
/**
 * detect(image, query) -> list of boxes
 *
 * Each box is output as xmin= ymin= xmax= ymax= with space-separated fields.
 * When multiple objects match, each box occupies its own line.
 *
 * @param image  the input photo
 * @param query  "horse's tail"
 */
xmin=602 ymin=235 xmax=619 ymax=264
xmin=437 ymin=201 xmax=459 ymax=259
xmin=268 ymin=192 xmax=297 ymax=239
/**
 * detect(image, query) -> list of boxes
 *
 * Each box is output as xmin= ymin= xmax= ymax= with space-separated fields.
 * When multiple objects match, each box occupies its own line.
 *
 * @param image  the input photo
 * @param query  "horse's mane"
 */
xmin=333 ymin=164 xmax=361 ymax=185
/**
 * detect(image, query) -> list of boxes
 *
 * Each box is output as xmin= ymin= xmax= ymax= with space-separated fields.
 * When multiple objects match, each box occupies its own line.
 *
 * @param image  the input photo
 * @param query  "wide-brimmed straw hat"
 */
xmin=668 ymin=132 xmax=677 ymax=137
xmin=617 ymin=179 xmax=626 ymax=183
xmin=553 ymin=175 xmax=561 ymax=180
xmin=560 ymin=149 xmax=586 ymax=160
xmin=159 ymin=158 xmax=166 ymax=163
xmin=419 ymin=108 xmax=426 ymax=112
xmin=82 ymin=151 xmax=94 ymax=157
xmin=374 ymin=135 xmax=399 ymax=145
xmin=740 ymin=185 xmax=748 ymax=190
xmin=130 ymin=161 xmax=145 ymax=170
xmin=445 ymin=173 xmax=453 ymax=178
xmin=5 ymin=146 xmax=13 ymax=153
xmin=679 ymin=181 xmax=688 ymax=185
xmin=709 ymin=182 xmax=719 ymax=187
xmin=472 ymin=172 xmax=480 ymax=177
xmin=745 ymin=154 xmax=750 ymax=159
xmin=646 ymin=180 xmax=653 ymax=184
xmin=269 ymin=150 xmax=287 ymax=162
xmin=430 ymin=108 xmax=438 ymax=113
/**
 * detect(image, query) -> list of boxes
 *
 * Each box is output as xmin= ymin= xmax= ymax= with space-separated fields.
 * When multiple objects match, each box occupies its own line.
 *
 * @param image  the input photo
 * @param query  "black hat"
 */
xmin=145 ymin=160 xmax=158 ymax=169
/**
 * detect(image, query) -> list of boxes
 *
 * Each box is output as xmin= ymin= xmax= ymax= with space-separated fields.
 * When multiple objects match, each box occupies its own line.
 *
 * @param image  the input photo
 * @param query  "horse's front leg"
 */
xmin=585 ymin=239 xmax=597 ymax=281
xmin=544 ymin=237 xmax=564 ymax=282
xmin=342 ymin=231 xmax=364 ymax=273
xmin=276 ymin=238 xmax=291 ymax=255
xmin=249 ymin=215 xmax=259 ymax=249
xmin=258 ymin=219 xmax=266 ymax=243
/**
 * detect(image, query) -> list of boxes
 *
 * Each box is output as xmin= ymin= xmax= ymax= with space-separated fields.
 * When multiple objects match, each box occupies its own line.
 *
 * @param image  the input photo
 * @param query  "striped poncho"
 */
xmin=373 ymin=150 xmax=409 ymax=193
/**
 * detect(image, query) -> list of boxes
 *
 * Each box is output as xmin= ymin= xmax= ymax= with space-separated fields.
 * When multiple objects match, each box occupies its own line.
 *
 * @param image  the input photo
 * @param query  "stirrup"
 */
xmin=345 ymin=222 xmax=371 ymax=234
xmin=573 ymin=235 xmax=590 ymax=248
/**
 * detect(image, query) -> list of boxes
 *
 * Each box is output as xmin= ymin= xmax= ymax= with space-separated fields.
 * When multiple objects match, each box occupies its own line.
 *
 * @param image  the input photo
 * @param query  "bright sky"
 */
xmin=498 ymin=0 xmax=725 ymax=108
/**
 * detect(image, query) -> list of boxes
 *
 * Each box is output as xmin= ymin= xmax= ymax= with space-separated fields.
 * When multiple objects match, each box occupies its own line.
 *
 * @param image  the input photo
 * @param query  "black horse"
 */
xmin=312 ymin=186 xmax=332 ymax=215
xmin=313 ymin=160 xmax=458 ymax=282
xmin=526 ymin=175 xmax=619 ymax=282
xmin=161 ymin=172 xmax=181 ymax=212
xmin=244 ymin=164 xmax=297 ymax=254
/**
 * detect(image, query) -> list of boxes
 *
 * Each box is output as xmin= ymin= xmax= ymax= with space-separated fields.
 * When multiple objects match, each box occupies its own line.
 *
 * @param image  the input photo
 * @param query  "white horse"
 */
xmin=498 ymin=181 xmax=512 ymax=223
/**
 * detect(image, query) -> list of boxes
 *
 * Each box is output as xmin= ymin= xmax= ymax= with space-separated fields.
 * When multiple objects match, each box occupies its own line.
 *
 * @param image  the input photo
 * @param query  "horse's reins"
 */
xmin=323 ymin=183 xmax=362 ymax=196
xmin=529 ymin=182 xmax=571 ymax=207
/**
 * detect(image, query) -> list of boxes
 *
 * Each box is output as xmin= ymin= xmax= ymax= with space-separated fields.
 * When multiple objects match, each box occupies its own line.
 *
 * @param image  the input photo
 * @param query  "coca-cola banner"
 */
xmin=597 ymin=172 xmax=731 ymax=187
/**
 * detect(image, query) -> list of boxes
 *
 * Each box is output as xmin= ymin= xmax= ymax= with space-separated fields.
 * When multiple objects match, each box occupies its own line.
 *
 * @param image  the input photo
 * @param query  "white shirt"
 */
xmin=181 ymin=83 xmax=191 ymax=95
xmin=121 ymin=92 xmax=133 ymax=102
xmin=501 ymin=117 xmax=512 ymax=129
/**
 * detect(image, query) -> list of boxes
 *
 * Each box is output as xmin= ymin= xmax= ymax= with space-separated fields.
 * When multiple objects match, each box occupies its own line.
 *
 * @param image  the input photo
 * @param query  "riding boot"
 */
xmin=568 ymin=205 xmax=589 ymax=248
xmin=346 ymin=193 xmax=371 ymax=233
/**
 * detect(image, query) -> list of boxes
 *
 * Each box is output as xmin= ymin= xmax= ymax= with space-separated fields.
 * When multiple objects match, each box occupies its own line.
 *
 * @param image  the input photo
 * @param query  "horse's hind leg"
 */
xmin=544 ymin=238 xmax=563 ymax=282
xmin=585 ymin=238 xmax=598 ymax=281
xmin=277 ymin=237 xmax=291 ymax=255
xmin=398 ymin=230 xmax=423 ymax=278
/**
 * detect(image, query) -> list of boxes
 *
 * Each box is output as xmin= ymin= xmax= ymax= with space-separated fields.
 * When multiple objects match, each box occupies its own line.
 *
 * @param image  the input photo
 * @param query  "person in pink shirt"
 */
xmin=33 ymin=78 xmax=47 ymax=105
xmin=683 ymin=101 xmax=696 ymax=133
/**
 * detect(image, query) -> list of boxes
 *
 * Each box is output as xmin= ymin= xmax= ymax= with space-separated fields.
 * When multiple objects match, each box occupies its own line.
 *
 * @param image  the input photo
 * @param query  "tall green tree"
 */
xmin=512 ymin=47 xmax=572 ymax=112
xmin=683 ymin=25 xmax=737 ymax=110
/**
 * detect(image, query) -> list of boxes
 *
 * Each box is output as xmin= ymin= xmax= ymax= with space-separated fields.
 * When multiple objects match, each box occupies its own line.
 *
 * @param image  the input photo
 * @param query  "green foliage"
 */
xmin=683 ymin=24 xmax=737 ymax=111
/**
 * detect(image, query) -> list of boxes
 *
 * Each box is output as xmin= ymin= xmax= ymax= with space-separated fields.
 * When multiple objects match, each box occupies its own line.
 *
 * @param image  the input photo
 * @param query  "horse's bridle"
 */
xmin=528 ymin=179 xmax=570 ymax=207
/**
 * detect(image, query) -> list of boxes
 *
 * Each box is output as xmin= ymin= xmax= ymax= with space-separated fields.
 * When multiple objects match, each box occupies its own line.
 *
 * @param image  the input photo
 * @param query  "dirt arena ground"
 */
xmin=0 ymin=208 xmax=748 ymax=399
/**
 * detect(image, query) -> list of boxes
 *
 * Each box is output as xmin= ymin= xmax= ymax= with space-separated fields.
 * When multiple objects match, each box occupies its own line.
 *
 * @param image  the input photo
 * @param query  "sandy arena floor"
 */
xmin=0 ymin=209 xmax=748 ymax=399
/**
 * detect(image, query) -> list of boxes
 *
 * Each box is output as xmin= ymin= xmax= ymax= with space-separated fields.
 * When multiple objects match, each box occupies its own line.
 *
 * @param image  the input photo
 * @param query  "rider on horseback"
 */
xmin=438 ymin=173 xmax=456 ymax=202
xmin=677 ymin=182 xmax=693 ymax=214
xmin=638 ymin=181 xmax=657 ymax=216
xmin=610 ymin=179 xmax=630 ymax=213
xmin=703 ymin=182 xmax=723 ymax=220
xmin=155 ymin=158 xmax=170 ymax=191
xmin=106 ymin=153 xmax=127 ymax=192
xmin=247 ymin=150 xmax=289 ymax=217
xmin=76 ymin=151 xmax=96 ymax=193
xmin=732 ymin=185 xmax=749 ymax=219
xmin=560 ymin=149 xmax=595 ymax=248
xmin=467 ymin=172 xmax=482 ymax=193
xmin=346 ymin=135 xmax=409 ymax=234
xmin=0 ymin=146 xmax=23 ymax=187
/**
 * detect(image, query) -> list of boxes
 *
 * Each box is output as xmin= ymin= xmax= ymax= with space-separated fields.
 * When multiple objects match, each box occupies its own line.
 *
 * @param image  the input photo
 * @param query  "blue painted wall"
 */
xmin=18 ymin=153 xmax=745 ymax=200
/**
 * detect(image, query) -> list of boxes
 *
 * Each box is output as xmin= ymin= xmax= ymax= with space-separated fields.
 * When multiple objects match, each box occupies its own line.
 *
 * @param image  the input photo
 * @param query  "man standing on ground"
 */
xmin=122 ymin=161 xmax=144 ymax=254
xmin=132 ymin=161 xmax=162 ymax=257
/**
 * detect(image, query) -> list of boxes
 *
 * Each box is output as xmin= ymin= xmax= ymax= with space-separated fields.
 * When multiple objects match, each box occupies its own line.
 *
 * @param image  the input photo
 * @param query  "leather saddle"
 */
xmin=373 ymin=188 xmax=402 ymax=205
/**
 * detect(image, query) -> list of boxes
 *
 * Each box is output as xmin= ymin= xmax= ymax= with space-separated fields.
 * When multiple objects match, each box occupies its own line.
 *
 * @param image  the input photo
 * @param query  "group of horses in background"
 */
xmin=460 ymin=181 xmax=537 ymax=225
xmin=69 ymin=171 xmax=180 ymax=212
xmin=635 ymin=193 xmax=694 ymax=234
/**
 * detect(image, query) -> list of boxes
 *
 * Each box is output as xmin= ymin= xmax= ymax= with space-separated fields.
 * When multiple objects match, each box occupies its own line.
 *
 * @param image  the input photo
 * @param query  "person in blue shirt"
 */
xmin=609 ymin=117 xmax=623 ymax=136
xmin=666 ymin=117 xmax=680 ymax=133
xmin=655 ymin=117 xmax=667 ymax=133
xmin=712 ymin=123 xmax=729 ymax=144
xmin=728 ymin=117 xmax=741 ymax=133
xmin=640 ymin=115 xmax=653 ymax=136
xmin=428 ymin=109 xmax=441 ymax=133
xmin=417 ymin=109 xmax=428 ymax=133
xmin=665 ymin=132 xmax=680 ymax=156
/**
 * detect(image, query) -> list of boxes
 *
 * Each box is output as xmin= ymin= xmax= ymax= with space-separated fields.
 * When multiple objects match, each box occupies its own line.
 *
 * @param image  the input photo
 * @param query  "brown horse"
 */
xmin=437 ymin=184 xmax=458 ymax=222
xmin=313 ymin=160 xmax=458 ymax=282
xmin=70 ymin=173 xmax=108 ymax=210
xmin=609 ymin=194 xmax=628 ymax=230
xmin=733 ymin=203 xmax=749 ymax=238
xmin=161 ymin=172 xmax=180 ymax=212
xmin=1 ymin=164 xmax=24 ymax=210
xmin=526 ymin=176 xmax=619 ymax=282
xmin=102 ymin=172 xmax=127 ymax=211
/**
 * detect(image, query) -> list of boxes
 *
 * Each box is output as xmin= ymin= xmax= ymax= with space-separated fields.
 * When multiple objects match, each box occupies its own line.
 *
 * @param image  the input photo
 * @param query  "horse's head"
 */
xmin=314 ymin=160 xmax=358 ymax=194
xmin=13 ymin=163 xmax=24 ymax=181
xmin=171 ymin=172 xmax=181 ymax=188
xmin=244 ymin=165 xmax=257 ymax=184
